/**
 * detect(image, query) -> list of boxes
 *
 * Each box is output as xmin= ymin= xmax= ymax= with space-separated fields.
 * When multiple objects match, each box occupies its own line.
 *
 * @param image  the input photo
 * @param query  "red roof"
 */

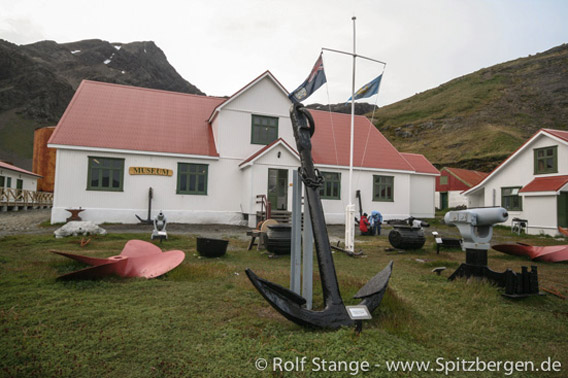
xmin=543 ymin=128 xmax=568 ymax=143
xmin=308 ymin=110 xmax=416 ymax=171
xmin=49 ymin=80 xmax=224 ymax=156
xmin=0 ymin=161 xmax=41 ymax=177
xmin=445 ymin=167 xmax=488 ymax=186
xmin=520 ymin=175 xmax=568 ymax=193
xmin=401 ymin=153 xmax=440 ymax=175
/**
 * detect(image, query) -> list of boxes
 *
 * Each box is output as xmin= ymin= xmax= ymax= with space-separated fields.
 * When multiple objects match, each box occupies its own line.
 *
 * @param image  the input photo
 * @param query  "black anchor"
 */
xmin=246 ymin=103 xmax=393 ymax=329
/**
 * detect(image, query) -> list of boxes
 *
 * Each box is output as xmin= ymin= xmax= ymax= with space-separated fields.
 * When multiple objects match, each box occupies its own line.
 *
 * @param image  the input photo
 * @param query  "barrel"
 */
xmin=266 ymin=225 xmax=292 ymax=255
xmin=388 ymin=226 xmax=426 ymax=250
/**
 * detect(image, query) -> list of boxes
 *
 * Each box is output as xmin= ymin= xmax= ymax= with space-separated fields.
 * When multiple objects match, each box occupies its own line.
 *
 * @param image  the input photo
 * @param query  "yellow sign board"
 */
xmin=129 ymin=167 xmax=173 ymax=176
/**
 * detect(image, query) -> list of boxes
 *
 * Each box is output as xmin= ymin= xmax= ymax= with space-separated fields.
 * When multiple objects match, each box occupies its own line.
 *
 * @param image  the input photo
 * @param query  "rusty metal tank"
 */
xmin=32 ymin=126 xmax=57 ymax=192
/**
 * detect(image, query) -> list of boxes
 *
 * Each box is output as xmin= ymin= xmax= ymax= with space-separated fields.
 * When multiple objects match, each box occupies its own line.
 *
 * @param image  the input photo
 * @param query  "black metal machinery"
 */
xmin=135 ymin=187 xmax=154 ymax=225
xmin=387 ymin=217 xmax=429 ymax=250
xmin=445 ymin=208 xmax=541 ymax=298
xmin=246 ymin=103 xmax=393 ymax=329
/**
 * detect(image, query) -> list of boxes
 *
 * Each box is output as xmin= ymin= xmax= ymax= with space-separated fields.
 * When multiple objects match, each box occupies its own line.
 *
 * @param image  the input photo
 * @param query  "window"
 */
xmin=534 ymin=146 xmax=557 ymax=174
xmin=0 ymin=176 xmax=4 ymax=188
xmin=439 ymin=176 xmax=448 ymax=185
xmin=87 ymin=157 xmax=124 ymax=191
xmin=177 ymin=163 xmax=208 ymax=195
xmin=501 ymin=187 xmax=522 ymax=211
xmin=251 ymin=115 xmax=278 ymax=145
xmin=16 ymin=179 xmax=23 ymax=190
xmin=6 ymin=177 xmax=11 ymax=188
xmin=373 ymin=175 xmax=394 ymax=202
xmin=319 ymin=172 xmax=341 ymax=200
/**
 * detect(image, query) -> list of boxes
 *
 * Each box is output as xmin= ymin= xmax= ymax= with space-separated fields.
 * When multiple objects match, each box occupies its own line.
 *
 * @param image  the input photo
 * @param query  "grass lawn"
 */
xmin=0 ymin=224 xmax=567 ymax=377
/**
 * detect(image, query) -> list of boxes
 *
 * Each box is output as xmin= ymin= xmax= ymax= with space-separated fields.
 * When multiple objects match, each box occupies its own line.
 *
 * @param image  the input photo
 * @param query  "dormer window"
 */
xmin=251 ymin=115 xmax=278 ymax=145
xmin=534 ymin=146 xmax=557 ymax=175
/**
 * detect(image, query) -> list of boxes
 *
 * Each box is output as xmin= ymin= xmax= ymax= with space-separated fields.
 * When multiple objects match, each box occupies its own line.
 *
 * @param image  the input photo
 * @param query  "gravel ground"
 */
xmin=0 ymin=209 xmax=354 ymax=240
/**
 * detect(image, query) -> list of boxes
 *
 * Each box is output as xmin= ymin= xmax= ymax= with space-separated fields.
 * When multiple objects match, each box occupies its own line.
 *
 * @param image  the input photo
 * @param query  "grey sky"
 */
xmin=1 ymin=0 xmax=567 ymax=106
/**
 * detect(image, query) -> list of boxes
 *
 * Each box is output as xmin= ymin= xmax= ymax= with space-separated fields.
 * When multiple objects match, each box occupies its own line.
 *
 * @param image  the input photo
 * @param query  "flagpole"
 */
xmin=345 ymin=16 xmax=357 ymax=253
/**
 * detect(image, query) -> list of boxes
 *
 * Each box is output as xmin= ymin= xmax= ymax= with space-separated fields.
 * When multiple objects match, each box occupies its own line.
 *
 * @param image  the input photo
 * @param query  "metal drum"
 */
xmin=266 ymin=224 xmax=292 ymax=255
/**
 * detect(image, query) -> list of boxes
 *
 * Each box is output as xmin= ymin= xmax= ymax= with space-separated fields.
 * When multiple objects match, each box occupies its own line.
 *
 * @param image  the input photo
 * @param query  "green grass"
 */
xmin=1 ymin=227 xmax=567 ymax=377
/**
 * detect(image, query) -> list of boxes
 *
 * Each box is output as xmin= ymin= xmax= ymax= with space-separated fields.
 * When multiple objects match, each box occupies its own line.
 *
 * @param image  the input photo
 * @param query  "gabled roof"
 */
xmin=444 ymin=167 xmax=488 ymax=187
xmin=239 ymin=138 xmax=299 ymax=168
xmin=520 ymin=175 xmax=568 ymax=193
xmin=0 ymin=161 xmax=41 ymax=178
xmin=208 ymin=71 xmax=290 ymax=123
xmin=401 ymin=153 xmax=440 ymax=175
xmin=308 ymin=110 xmax=416 ymax=172
xmin=464 ymin=128 xmax=568 ymax=195
xmin=48 ymin=80 xmax=224 ymax=157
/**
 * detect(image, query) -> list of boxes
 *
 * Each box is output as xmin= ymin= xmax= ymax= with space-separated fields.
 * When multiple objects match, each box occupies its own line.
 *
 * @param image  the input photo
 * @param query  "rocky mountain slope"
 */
xmin=0 ymin=39 xmax=203 ymax=169
xmin=371 ymin=44 xmax=568 ymax=171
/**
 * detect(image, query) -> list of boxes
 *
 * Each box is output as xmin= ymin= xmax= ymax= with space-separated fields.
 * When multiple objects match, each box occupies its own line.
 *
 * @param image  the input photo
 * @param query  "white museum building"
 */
xmin=47 ymin=71 xmax=439 ymax=227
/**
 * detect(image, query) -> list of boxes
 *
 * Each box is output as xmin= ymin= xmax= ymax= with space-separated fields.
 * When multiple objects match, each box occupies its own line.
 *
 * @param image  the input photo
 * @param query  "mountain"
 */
xmin=0 ymin=39 xmax=204 ymax=170
xmin=370 ymin=44 xmax=568 ymax=171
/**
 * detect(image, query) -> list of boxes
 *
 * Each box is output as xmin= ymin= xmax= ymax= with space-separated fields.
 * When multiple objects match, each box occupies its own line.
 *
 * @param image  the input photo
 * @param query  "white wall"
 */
xmin=51 ymin=148 xmax=247 ymax=225
xmin=409 ymin=175 xmax=436 ymax=218
xmin=215 ymin=77 xmax=294 ymax=160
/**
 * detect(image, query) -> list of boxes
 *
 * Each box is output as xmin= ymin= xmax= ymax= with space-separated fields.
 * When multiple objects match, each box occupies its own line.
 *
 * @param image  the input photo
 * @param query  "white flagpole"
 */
xmin=344 ymin=16 xmax=357 ymax=254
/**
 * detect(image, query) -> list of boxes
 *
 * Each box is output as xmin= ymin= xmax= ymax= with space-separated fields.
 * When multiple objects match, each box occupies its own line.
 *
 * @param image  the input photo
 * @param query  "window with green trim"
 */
xmin=6 ymin=177 xmax=12 ymax=188
xmin=319 ymin=171 xmax=341 ymax=200
xmin=251 ymin=115 xmax=278 ymax=145
xmin=439 ymin=176 xmax=448 ymax=185
xmin=16 ymin=179 xmax=23 ymax=190
xmin=177 ymin=163 xmax=208 ymax=195
xmin=501 ymin=187 xmax=522 ymax=211
xmin=0 ymin=176 xmax=4 ymax=188
xmin=534 ymin=146 xmax=557 ymax=174
xmin=373 ymin=175 xmax=394 ymax=202
xmin=87 ymin=157 xmax=124 ymax=191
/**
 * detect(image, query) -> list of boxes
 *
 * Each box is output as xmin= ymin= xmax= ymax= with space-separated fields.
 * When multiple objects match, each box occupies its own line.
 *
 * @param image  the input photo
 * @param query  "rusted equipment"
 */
xmin=246 ymin=103 xmax=394 ymax=329
xmin=492 ymin=243 xmax=568 ymax=263
xmin=266 ymin=224 xmax=292 ymax=255
xmin=432 ymin=231 xmax=462 ymax=254
xmin=135 ymin=187 xmax=153 ymax=225
xmin=558 ymin=226 xmax=568 ymax=237
xmin=445 ymin=208 xmax=541 ymax=298
xmin=51 ymin=240 xmax=185 ymax=279
xmin=387 ymin=217 xmax=429 ymax=250
xmin=65 ymin=208 xmax=85 ymax=222
xmin=197 ymin=237 xmax=228 ymax=258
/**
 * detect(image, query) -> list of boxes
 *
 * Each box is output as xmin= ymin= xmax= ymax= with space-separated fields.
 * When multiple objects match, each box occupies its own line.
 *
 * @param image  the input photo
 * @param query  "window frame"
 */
xmin=372 ymin=175 xmax=394 ymax=202
xmin=251 ymin=114 xmax=279 ymax=145
xmin=534 ymin=146 xmax=558 ymax=175
xmin=439 ymin=175 xmax=448 ymax=185
xmin=319 ymin=171 xmax=341 ymax=200
xmin=0 ymin=176 xmax=4 ymax=188
xmin=501 ymin=186 xmax=523 ymax=211
xmin=177 ymin=163 xmax=208 ymax=195
xmin=87 ymin=157 xmax=125 ymax=192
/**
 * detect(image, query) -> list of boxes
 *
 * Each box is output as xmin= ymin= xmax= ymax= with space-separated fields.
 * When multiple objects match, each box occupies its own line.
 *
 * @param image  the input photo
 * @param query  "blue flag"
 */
xmin=348 ymin=74 xmax=382 ymax=101
xmin=289 ymin=53 xmax=327 ymax=103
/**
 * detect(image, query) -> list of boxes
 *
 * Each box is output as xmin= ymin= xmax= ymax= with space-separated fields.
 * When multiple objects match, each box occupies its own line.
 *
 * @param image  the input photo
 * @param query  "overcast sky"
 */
xmin=1 ymin=0 xmax=567 ymax=106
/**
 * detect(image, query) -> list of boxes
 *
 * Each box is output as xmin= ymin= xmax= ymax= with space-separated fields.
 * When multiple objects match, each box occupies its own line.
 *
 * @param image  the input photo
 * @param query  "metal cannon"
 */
xmin=246 ymin=103 xmax=393 ymax=329
xmin=444 ymin=207 xmax=540 ymax=298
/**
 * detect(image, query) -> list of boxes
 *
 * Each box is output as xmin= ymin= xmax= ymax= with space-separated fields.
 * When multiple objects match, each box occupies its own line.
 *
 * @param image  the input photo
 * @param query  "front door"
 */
xmin=267 ymin=169 xmax=288 ymax=211
xmin=558 ymin=192 xmax=568 ymax=227
xmin=440 ymin=192 xmax=448 ymax=209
